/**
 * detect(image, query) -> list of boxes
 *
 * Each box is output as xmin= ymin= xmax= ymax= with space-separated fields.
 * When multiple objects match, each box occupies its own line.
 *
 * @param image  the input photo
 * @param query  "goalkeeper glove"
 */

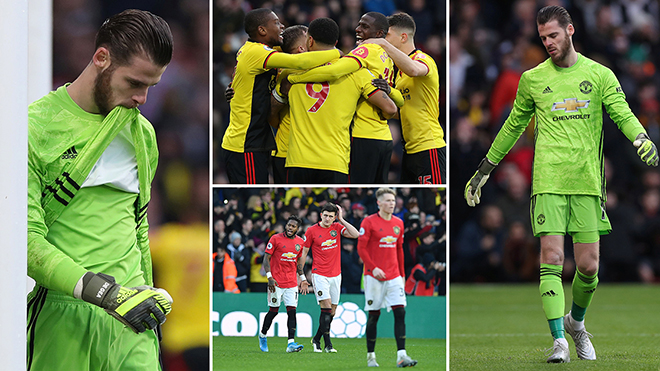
xmin=464 ymin=157 xmax=498 ymax=207
xmin=633 ymin=133 xmax=659 ymax=167
xmin=77 ymin=272 xmax=173 ymax=333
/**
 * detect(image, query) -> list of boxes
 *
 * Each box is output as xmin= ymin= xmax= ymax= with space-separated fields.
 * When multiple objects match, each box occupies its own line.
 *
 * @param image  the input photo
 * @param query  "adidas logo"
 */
xmin=541 ymin=290 xmax=557 ymax=297
xmin=584 ymin=288 xmax=596 ymax=294
xmin=542 ymin=86 xmax=553 ymax=94
xmin=61 ymin=146 xmax=78 ymax=160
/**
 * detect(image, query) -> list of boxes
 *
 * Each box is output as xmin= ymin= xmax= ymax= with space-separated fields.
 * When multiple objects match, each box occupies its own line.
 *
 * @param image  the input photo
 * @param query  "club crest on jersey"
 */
xmin=579 ymin=80 xmax=593 ymax=94
xmin=295 ymin=244 xmax=301 ymax=251
xmin=551 ymin=98 xmax=590 ymax=113
xmin=272 ymin=298 xmax=277 ymax=303
xmin=393 ymin=226 xmax=400 ymax=235
xmin=352 ymin=46 xmax=369 ymax=58
xmin=330 ymin=230 xmax=338 ymax=237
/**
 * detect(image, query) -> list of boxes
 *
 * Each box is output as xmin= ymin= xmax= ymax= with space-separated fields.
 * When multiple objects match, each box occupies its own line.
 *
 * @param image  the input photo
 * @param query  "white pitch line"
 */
xmin=452 ymin=333 xmax=660 ymax=337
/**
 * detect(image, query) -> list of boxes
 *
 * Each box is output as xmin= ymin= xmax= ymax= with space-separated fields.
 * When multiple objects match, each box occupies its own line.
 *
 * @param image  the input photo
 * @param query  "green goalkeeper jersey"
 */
xmin=28 ymin=85 xmax=159 ymax=296
xmin=487 ymin=53 xmax=646 ymax=199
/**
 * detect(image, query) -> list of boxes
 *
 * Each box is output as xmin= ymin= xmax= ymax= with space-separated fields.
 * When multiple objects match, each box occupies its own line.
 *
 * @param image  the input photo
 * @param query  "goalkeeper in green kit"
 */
xmin=464 ymin=5 xmax=658 ymax=364
xmin=27 ymin=10 xmax=174 ymax=370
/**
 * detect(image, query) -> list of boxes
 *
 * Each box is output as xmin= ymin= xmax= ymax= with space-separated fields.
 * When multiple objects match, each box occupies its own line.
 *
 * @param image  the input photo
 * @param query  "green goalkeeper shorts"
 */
xmin=27 ymin=287 xmax=161 ymax=371
xmin=530 ymin=194 xmax=611 ymax=243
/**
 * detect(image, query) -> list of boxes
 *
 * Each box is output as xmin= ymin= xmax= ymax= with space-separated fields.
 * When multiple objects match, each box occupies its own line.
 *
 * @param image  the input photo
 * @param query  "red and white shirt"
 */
xmin=304 ymin=222 xmax=346 ymax=277
xmin=265 ymin=232 xmax=305 ymax=288
xmin=357 ymin=212 xmax=405 ymax=280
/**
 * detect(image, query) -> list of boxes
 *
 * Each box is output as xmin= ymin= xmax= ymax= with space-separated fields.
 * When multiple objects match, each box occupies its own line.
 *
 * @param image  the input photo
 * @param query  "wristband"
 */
xmin=272 ymin=87 xmax=287 ymax=104
xmin=300 ymin=274 xmax=307 ymax=282
xmin=266 ymin=272 xmax=272 ymax=279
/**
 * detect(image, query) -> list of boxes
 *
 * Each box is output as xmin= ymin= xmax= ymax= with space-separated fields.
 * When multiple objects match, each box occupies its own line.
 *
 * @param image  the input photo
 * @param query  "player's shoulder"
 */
xmin=237 ymin=40 xmax=277 ymax=62
xmin=391 ymin=214 xmax=404 ymax=224
xmin=578 ymin=53 xmax=614 ymax=76
xmin=411 ymin=50 xmax=436 ymax=65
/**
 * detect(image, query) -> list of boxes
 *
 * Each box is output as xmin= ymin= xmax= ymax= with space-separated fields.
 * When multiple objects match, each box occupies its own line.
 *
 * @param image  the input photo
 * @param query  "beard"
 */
xmin=549 ymin=35 xmax=572 ymax=64
xmin=93 ymin=66 xmax=116 ymax=116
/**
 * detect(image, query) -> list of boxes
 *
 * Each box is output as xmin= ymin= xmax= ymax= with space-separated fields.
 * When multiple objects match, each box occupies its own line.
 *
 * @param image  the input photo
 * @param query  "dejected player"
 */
xmin=258 ymin=215 xmax=307 ymax=353
xmin=357 ymin=187 xmax=417 ymax=368
xmin=300 ymin=203 xmax=359 ymax=353
xmin=465 ymin=5 xmax=659 ymax=363
xmin=27 ymin=9 xmax=174 ymax=370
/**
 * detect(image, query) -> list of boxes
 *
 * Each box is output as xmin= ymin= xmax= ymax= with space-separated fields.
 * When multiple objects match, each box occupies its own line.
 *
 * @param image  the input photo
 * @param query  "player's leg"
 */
xmin=259 ymin=288 xmax=282 ymax=352
xmin=272 ymin=156 xmax=287 ymax=184
xmin=323 ymin=274 xmax=341 ymax=353
xmin=402 ymin=148 xmax=445 ymax=185
xmin=284 ymin=288 xmax=304 ymax=352
xmin=372 ymin=139 xmax=393 ymax=184
xmin=384 ymin=277 xmax=416 ymax=367
xmin=224 ymin=149 xmax=270 ymax=184
xmin=312 ymin=274 xmax=333 ymax=352
xmin=364 ymin=275 xmax=386 ymax=367
xmin=349 ymin=138 xmax=380 ymax=183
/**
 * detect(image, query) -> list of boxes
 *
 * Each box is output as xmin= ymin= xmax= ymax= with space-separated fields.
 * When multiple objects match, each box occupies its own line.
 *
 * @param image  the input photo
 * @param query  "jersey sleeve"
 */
xmin=388 ymin=88 xmax=405 ymax=107
xmin=396 ymin=221 xmax=405 ymax=278
xmin=288 ymin=56 xmax=361 ymax=84
xmin=356 ymin=218 xmax=376 ymax=273
xmin=600 ymin=67 xmax=646 ymax=141
xmin=486 ymin=70 xmax=536 ymax=163
xmin=27 ymin=142 xmax=87 ymax=296
xmin=411 ymin=52 xmax=431 ymax=76
xmin=265 ymin=235 xmax=276 ymax=255
xmin=303 ymin=228 xmax=313 ymax=249
xmin=266 ymin=49 xmax=341 ymax=71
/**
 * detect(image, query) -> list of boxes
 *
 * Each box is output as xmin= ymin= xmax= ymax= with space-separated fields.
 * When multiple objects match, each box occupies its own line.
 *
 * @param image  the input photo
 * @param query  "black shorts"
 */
xmin=349 ymin=137 xmax=392 ymax=184
xmin=400 ymin=147 xmax=446 ymax=184
xmin=223 ymin=149 xmax=270 ymax=184
xmin=287 ymin=167 xmax=348 ymax=184
xmin=272 ymin=156 xmax=287 ymax=184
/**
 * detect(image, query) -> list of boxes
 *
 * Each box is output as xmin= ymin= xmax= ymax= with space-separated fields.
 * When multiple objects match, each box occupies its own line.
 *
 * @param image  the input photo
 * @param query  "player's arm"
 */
xmin=363 ymin=38 xmax=429 ymax=77
xmin=288 ymin=56 xmax=361 ymax=84
xmin=465 ymin=71 xmax=535 ymax=206
xmin=262 ymin=252 xmax=278 ymax=292
xmin=396 ymin=226 xmax=405 ymax=282
xmin=370 ymin=76 xmax=404 ymax=108
xmin=297 ymin=249 xmax=309 ymax=294
xmin=337 ymin=205 xmax=359 ymax=238
xmin=601 ymin=68 xmax=659 ymax=166
xmin=265 ymin=49 xmax=341 ymax=70
xmin=367 ymin=89 xmax=398 ymax=119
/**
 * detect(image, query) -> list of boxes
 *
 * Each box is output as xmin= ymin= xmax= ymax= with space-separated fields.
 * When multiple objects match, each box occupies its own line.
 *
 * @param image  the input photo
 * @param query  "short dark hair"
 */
xmin=95 ymin=9 xmax=173 ymax=67
xmin=244 ymin=8 xmax=274 ymax=38
xmin=282 ymin=25 xmax=308 ymax=53
xmin=537 ymin=5 xmax=573 ymax=29
xmin=309 ymin=17 xmax=339 ymax=46
xmin=365 ymin=12 xmax=389 ymax=37
xmin=388 ymin=12 xmax=416 ymax=37
xmin=321 ymin=203 xmax=338 ymax=215
xmin=288 ymin=215 xmax=303 ymax=227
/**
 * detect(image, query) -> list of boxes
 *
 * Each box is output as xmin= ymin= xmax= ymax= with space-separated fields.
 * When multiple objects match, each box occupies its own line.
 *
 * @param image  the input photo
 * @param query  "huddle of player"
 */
xmin=222 ymin=9 xmax=446 ymax=185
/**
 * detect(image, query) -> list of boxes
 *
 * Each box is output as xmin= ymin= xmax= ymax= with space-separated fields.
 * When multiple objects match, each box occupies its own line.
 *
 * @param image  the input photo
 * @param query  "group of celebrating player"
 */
xmin=220 ymin=8 xmax=446 ymax=185
xmin=258 ymin=188 xmax=418 ymax=367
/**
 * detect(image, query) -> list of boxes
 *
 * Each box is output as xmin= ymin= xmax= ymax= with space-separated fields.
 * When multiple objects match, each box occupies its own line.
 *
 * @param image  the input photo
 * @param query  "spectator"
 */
xmin=213 ymin=245 xmax=240 ymax=293
xmin=405 ymin=253 xmax=444 ymax=296
xmin=226 ymin=231 xmax=251 ymax=292
xmin=249 ymin=239 xmax=268 ymax=292
xmin=341 ymin=241 xmax=364 ymax=294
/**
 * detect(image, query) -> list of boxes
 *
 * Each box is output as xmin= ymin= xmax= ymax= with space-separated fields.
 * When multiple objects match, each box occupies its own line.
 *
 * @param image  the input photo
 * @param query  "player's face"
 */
xmin=94 ymin=54 xmax=166 ymax=115
xmin=320 ymin=211 xmax=336 ymax=227
xmin=377 ymin=193 xmax=396 ymax=215
xmin=355 ymin=14 xmax=378 ymax=43
xmin=292 ymin=34 xmax=308 ymax=54
xmin=264 ymin=12 xmax=285 ymax=47
xmin=284 ymin=220 xmax=300 ymax=238
xmin=538 ymin=20 xmax=573 ymax=65
xmin=385 ymin=27 xmax=404 ymax=50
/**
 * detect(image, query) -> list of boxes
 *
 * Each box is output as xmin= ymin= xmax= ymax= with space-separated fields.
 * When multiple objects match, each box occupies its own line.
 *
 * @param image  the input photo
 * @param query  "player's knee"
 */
xmin=269 ymin=306 xmax=279 ymax=313
xmin=367 ymin=310 xmax=381 ymax=325
xmin=577 ymin=262 xmax=598 ymax=277
xmin=392 ymin=306 xmax=405 ymax=320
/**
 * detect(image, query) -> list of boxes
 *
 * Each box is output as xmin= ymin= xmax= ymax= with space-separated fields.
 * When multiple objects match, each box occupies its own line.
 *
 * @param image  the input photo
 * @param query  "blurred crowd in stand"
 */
xmin=51 ymin=1 xmax=210 ymax=370
xmin=213 ymin=0 xmax=446 ymax=183
xmin=450 ymin=0 xmax=660 ymax=284
xmin=213 ymin=187 xmax=447 ymax=296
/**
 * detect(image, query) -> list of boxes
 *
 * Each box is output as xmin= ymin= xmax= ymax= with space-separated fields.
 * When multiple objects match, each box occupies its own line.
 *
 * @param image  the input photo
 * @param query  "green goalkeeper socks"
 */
xmin=540 ymin=263 xmax=565 ymax=338
xmin=571 ymin=268 xmax=598 ymax=321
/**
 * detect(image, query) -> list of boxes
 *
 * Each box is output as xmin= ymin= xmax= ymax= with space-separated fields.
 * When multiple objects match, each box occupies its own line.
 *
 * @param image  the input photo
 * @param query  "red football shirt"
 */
xmin=357 ymin=212 xmax=405 ymax=280
xmin=265 ymin=232 xmax=305 ymax=288
xmin=304 ymin=222 xmax=346 ymax=277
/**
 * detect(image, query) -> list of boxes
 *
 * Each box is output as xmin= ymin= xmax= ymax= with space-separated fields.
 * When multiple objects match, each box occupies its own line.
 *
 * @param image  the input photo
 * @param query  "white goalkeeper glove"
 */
xmin=76 ymin=272 xmax=173 ymax=333
xmin=465 ymin=157 xmax=498 ymax=207
xmin=633 ymin=133 xmax=659 ymax=167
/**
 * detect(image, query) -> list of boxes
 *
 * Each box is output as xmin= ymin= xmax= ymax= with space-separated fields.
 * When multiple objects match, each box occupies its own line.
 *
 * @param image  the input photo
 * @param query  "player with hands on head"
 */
xmin=357 ymin=188 xmax=417 ymax=368
xmin=258 ymin=215 xmax=307 ymax=353
xmin=300 ymin=203 xmax=359 ymax=353
xmin=464 ymin=5 xmax=659 ymax=363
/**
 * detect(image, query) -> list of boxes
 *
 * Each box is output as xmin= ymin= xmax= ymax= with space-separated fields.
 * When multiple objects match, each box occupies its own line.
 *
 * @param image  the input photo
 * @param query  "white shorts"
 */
xmin=267 ymin=286 xmax=298 ymax=308
xmin=311 ymin=273 xmax=341 ymax=305
xmin=364 ymin=275 xmax=407 ymax=311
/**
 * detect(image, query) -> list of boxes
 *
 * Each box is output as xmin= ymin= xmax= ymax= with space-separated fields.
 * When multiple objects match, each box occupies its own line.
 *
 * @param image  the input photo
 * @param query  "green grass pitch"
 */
xmin=213 ymin=337 xmax=446 ymax=370
xmin=450 ymin=284 xmax=660 ymax=370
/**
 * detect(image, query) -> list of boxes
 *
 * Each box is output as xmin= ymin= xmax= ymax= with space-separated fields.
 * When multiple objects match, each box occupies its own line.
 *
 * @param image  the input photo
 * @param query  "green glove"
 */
xmin=633 ymin=133 xmax=659 ymax=167
xmin=79 ymin=272 xmax=173 ymax=333
xmin=465 ymin=157 xmax=498 ymax=207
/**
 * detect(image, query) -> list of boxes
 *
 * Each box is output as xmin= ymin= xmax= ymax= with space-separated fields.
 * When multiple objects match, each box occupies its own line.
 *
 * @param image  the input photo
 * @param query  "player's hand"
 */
xmin=465 ymin=157 xmax=498 ymax=207
xmin=371 ymin=75 xmax=390 ymax=95
xmin=281 ymin=76 xmax=293 ymax=97
xmin=79 ymin=272 xmax=172 ymax=333
xmin=268 ymin=277 xmax=279 ymax=292
xmin=336 ymin=203 xmax=344 ymax=220
xmin=299 ymin=280 xmax=310 ymax=294
xmin=373 ymin=267 xmax=386 ymax=280
xmin=225 ymin=83 xmax=235 ymax=102
xmin=633 ymin=133 xmax=659 ymax=167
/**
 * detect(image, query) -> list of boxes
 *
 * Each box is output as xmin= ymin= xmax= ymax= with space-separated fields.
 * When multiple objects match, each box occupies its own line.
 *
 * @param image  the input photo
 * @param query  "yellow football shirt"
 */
xmin=395 ymin=49 xmax=446 ymax=153
xmin=286 ymin=66 xmax=378 ymax=173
